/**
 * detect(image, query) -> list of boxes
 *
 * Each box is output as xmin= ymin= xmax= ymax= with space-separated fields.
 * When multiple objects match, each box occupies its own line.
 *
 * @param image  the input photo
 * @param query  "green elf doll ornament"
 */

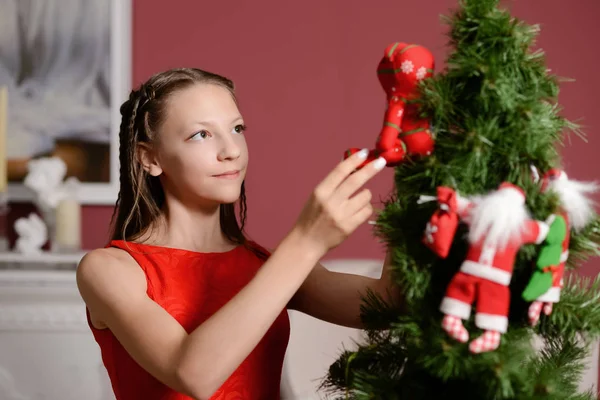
xmin=523 ymin=168 xmax=598 ymax=325
xmin=345 ymin=42 xmax=435 ymax=169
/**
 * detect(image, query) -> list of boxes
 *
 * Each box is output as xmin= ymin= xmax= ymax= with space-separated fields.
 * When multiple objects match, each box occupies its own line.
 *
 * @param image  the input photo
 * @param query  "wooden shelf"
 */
xmin=0 ymin=251 xmax=86 ymax=265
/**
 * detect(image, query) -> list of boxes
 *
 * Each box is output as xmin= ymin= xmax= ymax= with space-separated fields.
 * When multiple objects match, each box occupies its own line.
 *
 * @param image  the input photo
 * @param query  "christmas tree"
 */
xmin=326 ymin=0 xmax=600 ymax=398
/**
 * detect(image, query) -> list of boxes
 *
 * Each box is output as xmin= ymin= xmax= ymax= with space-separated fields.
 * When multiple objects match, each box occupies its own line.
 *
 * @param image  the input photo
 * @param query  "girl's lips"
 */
xmin=213 ymin=170 xmax=240 ymax=179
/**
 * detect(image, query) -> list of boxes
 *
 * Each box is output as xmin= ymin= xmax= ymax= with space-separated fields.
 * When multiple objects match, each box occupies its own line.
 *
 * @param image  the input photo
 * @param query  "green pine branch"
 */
xmin=359 ymin=288 xmax=403 ymax=334
xmin=320 ymin=337 xmax=409 ymax=399
xmin=522 ymin=335 xmax=590 ymax=398
xmin=568 ymin=217 xmax=600 ymax=267
xmin=537 ymin=274 xmax=600 ymax=339
xmin=564 ymin=393 xmax=597 ymax=400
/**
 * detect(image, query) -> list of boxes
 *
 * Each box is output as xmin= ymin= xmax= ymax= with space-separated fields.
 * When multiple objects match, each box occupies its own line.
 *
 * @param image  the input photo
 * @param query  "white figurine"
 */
xmin=14 ymin=213 xmax=48 ymax=255
xmin=24 ymin=157 xmax=69 ymax=210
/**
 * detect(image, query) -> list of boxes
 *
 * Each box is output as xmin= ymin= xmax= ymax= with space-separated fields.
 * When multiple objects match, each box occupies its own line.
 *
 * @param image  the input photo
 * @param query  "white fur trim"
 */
xmin=537 ymin=286 xmax=561 ymax=303
xmin=417 ymin=195 xmax=437 ymax=204
xmin=560 ymin=250 xmax=569 ymax=263
xmin=460 ymin=260 xmax=512 ymax=286
xmin=440 ymin=297 xmax=471 ymax=319
xmin=535 ymin=221 xmax=550 ymax=244
xmin=475 ymin=313 xmax=508 ymax=333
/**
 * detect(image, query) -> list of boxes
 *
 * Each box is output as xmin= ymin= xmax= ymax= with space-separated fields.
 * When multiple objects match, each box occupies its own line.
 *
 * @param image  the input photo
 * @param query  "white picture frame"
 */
xmin=3 ymin=0 xmax=131 ymax=205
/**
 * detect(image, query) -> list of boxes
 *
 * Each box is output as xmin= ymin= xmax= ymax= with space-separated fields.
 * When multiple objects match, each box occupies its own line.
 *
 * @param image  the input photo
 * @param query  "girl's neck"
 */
xmin=139 ymin=201 xmax=236 ymax=253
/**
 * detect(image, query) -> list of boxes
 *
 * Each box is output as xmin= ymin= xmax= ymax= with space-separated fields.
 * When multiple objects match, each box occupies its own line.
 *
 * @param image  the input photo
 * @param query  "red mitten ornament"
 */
xmin=344 ymin=42 xmax=435 ymax=168
xmin=422 ymin=187 xmax=460 ymax=258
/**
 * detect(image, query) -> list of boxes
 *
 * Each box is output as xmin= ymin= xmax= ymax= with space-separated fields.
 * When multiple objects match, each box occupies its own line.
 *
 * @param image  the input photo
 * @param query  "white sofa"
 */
xmin=0 ymin=263 xmax=596 ymax=400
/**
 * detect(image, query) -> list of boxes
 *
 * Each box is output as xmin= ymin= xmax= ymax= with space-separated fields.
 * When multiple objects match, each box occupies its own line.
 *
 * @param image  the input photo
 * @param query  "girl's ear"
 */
xmin=137 ymin=143 xmax=163 ymax=177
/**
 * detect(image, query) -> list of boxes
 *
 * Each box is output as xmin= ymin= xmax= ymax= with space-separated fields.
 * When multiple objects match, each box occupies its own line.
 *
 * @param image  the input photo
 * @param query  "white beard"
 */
xmin=468 ymin=187 xmax=530 ymax=250
xmin=549 ymin=178 xmax=598 ymax=232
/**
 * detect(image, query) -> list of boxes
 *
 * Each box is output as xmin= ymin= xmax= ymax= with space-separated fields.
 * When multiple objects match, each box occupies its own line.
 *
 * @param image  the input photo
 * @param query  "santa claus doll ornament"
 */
xmin=524 ymin=169 xmax=598 ymax=325
xmin=436 ymin=182 xmax=550 ymax=353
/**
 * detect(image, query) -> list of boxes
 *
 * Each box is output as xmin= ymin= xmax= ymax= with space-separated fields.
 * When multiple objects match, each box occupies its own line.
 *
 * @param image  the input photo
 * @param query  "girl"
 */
xmin=76 ymin=68 xmax=397 ymax=400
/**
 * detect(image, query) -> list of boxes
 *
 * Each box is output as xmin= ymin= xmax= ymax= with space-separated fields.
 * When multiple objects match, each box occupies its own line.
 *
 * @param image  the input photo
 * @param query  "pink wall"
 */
xmin=82 ymin=0 xmax=599 ymax=278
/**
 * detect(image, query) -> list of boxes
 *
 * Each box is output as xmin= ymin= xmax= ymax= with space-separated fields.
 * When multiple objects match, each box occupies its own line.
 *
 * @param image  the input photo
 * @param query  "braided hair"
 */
xmin=109 ymin=68 xmax=265 ymax=259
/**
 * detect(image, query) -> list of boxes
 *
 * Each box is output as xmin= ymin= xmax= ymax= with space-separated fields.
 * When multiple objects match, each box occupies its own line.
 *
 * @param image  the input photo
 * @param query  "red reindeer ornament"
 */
xmin=345 ymin=43 xmax=435 ymax=168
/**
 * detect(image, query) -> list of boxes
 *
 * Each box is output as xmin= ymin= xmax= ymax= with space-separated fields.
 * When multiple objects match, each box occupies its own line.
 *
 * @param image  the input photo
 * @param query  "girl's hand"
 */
xmin=292 ymin=149 xmax=386 ymax=256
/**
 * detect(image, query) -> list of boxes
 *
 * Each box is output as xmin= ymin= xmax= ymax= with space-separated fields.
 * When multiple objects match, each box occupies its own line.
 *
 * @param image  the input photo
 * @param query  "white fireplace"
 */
xmin=0 ymin=258 xmax=115 ymax=400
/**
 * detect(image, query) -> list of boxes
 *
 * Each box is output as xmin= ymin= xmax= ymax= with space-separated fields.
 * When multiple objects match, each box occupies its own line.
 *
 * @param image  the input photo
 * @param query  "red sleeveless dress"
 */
xmin=87 ymin=240 xmax=291 ymax=400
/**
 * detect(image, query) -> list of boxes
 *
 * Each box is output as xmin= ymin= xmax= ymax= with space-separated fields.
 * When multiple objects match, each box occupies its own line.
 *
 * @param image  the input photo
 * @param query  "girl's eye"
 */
xmin=232 ymin=124 xmax=247 ymax=135
xmin=189 ymin=130 xmax=210 ymax=141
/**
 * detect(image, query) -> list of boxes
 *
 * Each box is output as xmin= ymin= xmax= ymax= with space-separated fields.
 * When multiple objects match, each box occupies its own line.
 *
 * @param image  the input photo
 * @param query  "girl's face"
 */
xmin=147 ymin=83 xmax=248 ymax=207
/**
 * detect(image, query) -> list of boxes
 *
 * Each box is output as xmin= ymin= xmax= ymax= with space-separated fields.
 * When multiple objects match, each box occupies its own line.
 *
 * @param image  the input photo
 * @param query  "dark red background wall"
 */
xmin=81 ymin=0 xmax=599 ymax=280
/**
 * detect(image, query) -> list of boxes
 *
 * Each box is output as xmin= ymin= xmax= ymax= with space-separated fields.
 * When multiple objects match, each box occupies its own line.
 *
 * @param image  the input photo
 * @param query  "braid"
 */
xmin=111 ymin=99 xmax=130 ymax=212
xmin=109 ymin=90 xmax=142 ymax=240
xmin=122 ymin=92 xmax=143 ymax=240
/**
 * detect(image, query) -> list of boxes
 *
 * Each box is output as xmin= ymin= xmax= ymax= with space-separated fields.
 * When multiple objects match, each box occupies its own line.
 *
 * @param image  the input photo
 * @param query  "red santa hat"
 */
xmin=498 ymin=182 xmax=526 ymax=201
xmin=541 ymin=168 xmax=567 ymax=191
